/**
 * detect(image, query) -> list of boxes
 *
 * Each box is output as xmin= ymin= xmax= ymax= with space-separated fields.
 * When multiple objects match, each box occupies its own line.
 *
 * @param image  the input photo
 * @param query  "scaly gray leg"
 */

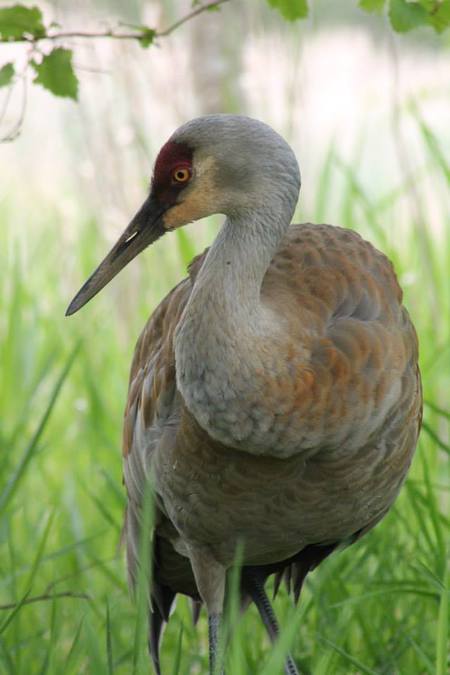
xmin=208 ymin=612 xmax=224 ymax=675
xmin=243 ymin=572 xmax=299 ymax=675
xmin=188 ymin=545 xmax=226 ymax=675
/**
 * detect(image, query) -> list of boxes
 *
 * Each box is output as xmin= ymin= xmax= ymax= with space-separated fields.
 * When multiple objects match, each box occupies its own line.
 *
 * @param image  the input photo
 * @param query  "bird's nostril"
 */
xmin=125 ymin=230 xmax=139 ymax=244
xmin=112 ymin=230 xmax=140 ymax=259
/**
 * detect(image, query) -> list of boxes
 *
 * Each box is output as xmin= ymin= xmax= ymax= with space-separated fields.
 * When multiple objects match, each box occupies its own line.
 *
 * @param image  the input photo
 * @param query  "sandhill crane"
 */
xmin=67 ymin=114 xmax=422 ymax=675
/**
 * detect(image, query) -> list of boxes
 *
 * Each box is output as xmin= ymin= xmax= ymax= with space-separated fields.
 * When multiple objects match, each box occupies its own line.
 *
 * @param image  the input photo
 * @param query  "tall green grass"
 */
xmin=0 ymin=109 xmax=448 ymax=674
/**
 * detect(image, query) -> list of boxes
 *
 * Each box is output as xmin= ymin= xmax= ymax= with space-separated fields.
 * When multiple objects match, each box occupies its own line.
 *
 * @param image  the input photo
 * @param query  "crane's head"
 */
xmin=66 ymin=114 xmax=300 ymax=315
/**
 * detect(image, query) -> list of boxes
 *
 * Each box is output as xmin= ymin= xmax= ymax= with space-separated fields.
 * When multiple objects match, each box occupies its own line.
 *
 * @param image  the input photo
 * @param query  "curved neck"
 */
xmin=174 ymin=194 xmax=298 ymax=455
xmin=196 ymin=205 xmax=290 ymax=316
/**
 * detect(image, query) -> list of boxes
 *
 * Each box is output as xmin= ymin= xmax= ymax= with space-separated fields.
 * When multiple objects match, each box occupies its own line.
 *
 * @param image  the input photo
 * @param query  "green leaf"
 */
xmin=0 ymin=4 xmax=45 ymax=40
xmin=267 ymin=0 xmax=309 ymax=21
xmin=138 ymin=27 xmax=156 ymax=48
xmin=428 ymin=1 xmax=450 ymax=33
xmin=359 ymin=0 xmax=386 ymax=12
xmin=31 ymin=48 xmax=78 ymax=100
xmin=388 ymin=0 xmax=429 ymax=32
xmin=0 ymin=63 xmax=14 ymax=88
xmin=408 ymin=0 xmax=450 ymax=33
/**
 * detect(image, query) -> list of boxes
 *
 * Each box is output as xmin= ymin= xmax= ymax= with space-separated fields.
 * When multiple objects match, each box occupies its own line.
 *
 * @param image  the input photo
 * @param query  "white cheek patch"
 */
xmin=193 ymin=155 xmax=217 ymax=180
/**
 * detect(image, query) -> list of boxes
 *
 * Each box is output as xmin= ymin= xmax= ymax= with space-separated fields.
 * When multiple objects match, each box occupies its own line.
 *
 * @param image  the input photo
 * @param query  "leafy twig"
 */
xmin=0 ymin=64 xmax=27 ymax=142
xmin=158 ymin=0 xmax=230 ymax=37
xmin=0 ymin=0 xmax=231 ymax=44
xmin=0 ymin=0 xmax=231 ymax=139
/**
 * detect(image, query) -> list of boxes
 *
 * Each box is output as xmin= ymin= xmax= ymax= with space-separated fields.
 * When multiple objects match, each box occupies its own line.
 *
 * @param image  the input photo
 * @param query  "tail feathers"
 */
xmin=149 ymin=607 xmax=164 ymax=675
xmin=152 ymin=581 xmax=174 ymax=622
xmin=273 ymin=568 xmax=283 ymax=599
xmin=148 ymin=584 xmax=175 ymax=675
xmin=293 ymin=563 xmax=307 ymax=605
xmin=293 ymin=542 xmax=340 ymax=602
xmin=272 ymin=542 xmax=339 ymax=604
xmin=191 ymin=599 xmax=202 ymax=625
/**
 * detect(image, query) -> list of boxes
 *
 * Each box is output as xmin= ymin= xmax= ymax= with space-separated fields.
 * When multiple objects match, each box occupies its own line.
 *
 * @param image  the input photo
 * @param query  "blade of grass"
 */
xmin=314 ymin=140 xmax=336 ymax=223
xmin=403 ymin=634 xmax=434 ymax=674
xmin=64 ymin=615 xmax=85 ymax=672
xmin=318 ymin=635 xmax=377 ymax=675
xmin=333 ymin=153 xmax=389 ymax=250
xmin=83 ymin=486 xmax=122 ymax=533
xmin=436 ymin=568 xmax=449 ymax=675
xmin=84 ymin=553 xmax=127 ymax=593
xmin=5 ymin=351 xmax=58 ymax=453
xmin=171 ymin=624 xmax=183 ymax=675
xmin=259 ymin=603 xmax=306 ymax=675
xmin=421 ymin=421 xmax=450 ymax=456
xmin=0 ymin=344 xmax=80 ymax=516
xmin=424 ymin=400 xmax=450 ymax=421
xmin=99 ymin=470 xmax=126 ymax=509
xmin=0 ymin=636 xmax=15 ymax=674
xmin=84 ymin=611 xmax=108 ymax=675
xmin=131 ymin=479 xmax=154 ymax=674
xmin=0 ymin=590 xmax=31 ymax=636
xmin=106 ymin=599 xmax=114 ymax=675
xmin=176 ymin=228 xmax=197 ymax=268
xmin=38 ymin=596 xmax=58 ymax=675
xmin=409 ymin=102 xmax=450 ymax=185
xmin=23 ymin=511 xmax=55 ymax=595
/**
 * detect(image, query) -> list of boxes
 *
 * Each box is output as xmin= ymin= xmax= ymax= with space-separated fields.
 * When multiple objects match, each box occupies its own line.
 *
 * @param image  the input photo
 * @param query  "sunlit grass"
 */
xmin=0 ymin=109 xmax=448 ymax=674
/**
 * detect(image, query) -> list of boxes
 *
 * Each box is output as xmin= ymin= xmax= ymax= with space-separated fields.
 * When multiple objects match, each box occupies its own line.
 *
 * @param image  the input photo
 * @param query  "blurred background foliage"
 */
xmin=0 ymin=1 xmax=449 ymax=674
xmin=0 ymin=0 xmax=449 ymax=107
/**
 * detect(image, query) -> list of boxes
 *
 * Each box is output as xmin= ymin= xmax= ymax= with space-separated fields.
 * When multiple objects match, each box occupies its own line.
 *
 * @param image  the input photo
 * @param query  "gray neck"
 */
xmin=197 ymin=205 xmax=287 ymax=315
xmin=174 ymin=192 xmax=298 ymax=454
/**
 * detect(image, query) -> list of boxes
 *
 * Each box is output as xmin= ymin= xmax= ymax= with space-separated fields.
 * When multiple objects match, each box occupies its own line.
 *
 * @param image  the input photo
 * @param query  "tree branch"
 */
xmin=158 ymin=0 xmax=230 ymax=37
xmin=0 ymin=0 xmax=231 ymax=44
xmin=0 ymin=52 xmax=29 ymax=143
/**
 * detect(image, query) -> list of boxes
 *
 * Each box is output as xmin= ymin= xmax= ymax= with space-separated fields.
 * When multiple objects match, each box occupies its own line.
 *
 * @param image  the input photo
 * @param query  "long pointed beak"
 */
xmin=66 ymin=196 xmax=166 ymax=316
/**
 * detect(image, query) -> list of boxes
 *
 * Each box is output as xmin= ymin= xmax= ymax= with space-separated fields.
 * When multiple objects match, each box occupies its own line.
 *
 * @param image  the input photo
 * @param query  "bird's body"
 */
xmin=67 ymin=115 xmax=422 ymax=674
xmin=124 ymin=223 xmax=419 ymax=572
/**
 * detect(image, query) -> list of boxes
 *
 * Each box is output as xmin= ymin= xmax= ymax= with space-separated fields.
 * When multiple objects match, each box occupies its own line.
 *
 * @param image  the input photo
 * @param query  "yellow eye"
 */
xmin=172 ymin=167 xmax=191 ymax=183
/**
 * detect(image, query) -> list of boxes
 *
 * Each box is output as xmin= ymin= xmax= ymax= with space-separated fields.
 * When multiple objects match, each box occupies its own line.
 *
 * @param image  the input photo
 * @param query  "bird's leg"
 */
xmin=188 ymin=545 xmax=226 ymax=675
xmin=242 ymin=571 xmax=299 ymax=675
xmin=208 ymin=612 xmax=222 ymax=674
